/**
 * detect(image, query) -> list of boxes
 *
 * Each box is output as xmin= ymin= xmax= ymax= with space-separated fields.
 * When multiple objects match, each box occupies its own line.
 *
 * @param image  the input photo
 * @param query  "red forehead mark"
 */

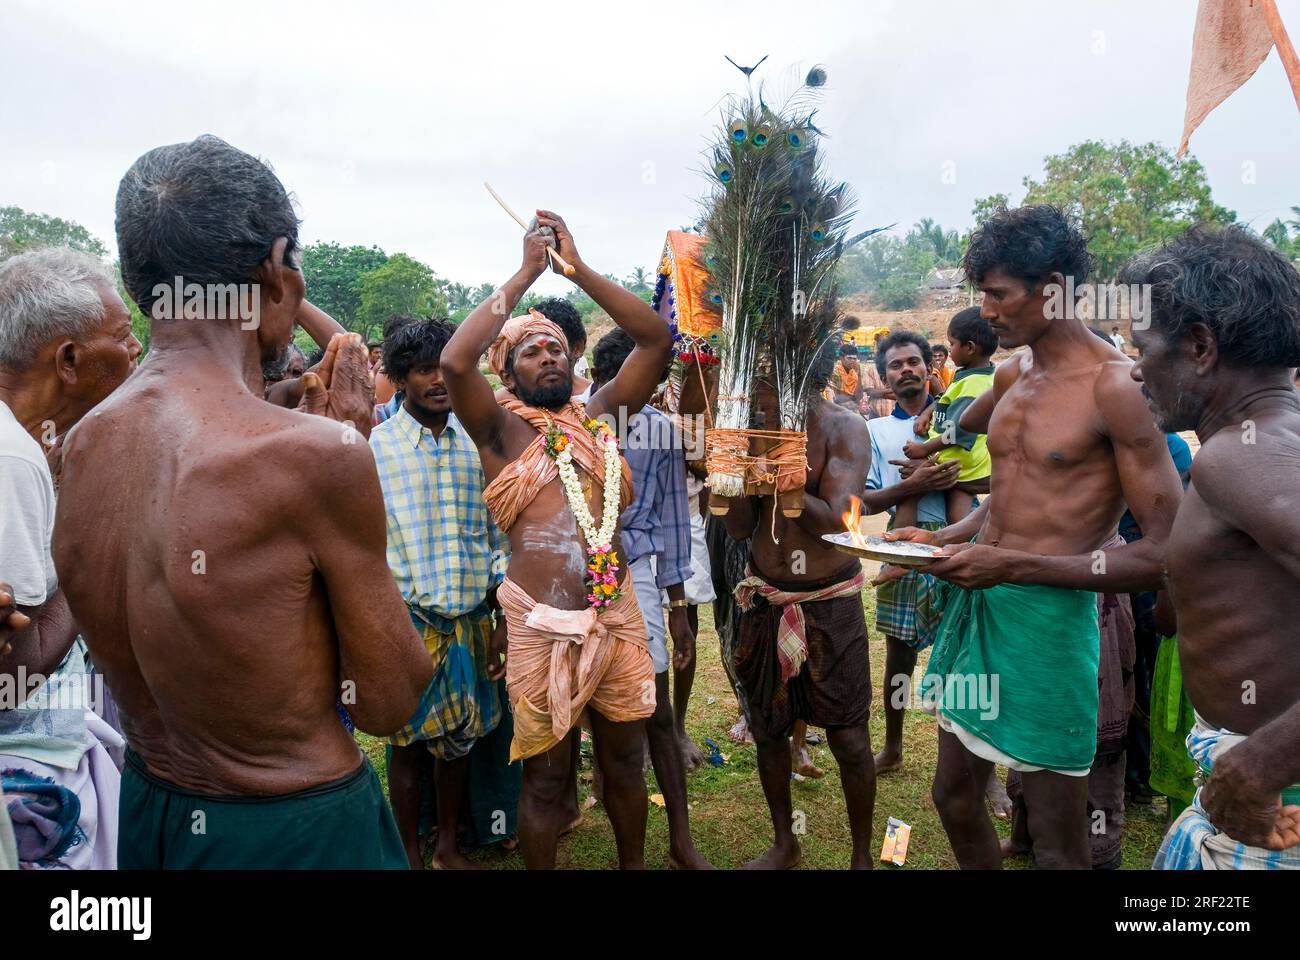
xmin=521 ymin=333 xmax=561 ymax=350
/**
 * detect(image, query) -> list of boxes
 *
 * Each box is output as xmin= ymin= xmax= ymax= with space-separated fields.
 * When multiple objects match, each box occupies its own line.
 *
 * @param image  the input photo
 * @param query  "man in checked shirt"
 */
xmin=369 ymin=317 xmax=513 ymax=870
xmin=587 ymin=329 xmax=713 ymax=869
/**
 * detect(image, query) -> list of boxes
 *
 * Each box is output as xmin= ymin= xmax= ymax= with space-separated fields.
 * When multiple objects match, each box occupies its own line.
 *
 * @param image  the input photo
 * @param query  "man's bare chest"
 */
xmin=989 ymin=373 xmax=1106 ymax=470
xmin=1168 ymin=484 xmax=1259 ymax=586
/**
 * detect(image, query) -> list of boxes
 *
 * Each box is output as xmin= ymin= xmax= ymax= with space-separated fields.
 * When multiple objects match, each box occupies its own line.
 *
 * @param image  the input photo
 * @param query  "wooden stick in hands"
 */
xmin=484 ymin=182 xmax=576 ymax=276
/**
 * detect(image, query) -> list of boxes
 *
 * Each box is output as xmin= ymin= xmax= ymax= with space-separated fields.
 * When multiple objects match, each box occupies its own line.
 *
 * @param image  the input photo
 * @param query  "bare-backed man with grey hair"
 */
xmin=54 ymin=135 xmax=432 ymax=869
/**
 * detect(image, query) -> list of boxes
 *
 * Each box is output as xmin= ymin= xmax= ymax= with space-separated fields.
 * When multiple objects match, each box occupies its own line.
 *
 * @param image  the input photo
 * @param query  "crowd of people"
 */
xmin=1 ymin=135 xmax=1297 ymax=871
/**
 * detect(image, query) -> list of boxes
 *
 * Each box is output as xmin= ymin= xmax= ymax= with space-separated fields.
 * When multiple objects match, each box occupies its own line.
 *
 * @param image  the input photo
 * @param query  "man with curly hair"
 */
xmin=888 ymin=204 xmax=1182 ymax=868
xmin=369 ymin=317 xmax=514 ymax=869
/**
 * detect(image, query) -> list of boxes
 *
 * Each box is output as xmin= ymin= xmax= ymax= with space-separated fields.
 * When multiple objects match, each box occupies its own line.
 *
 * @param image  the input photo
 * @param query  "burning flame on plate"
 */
xmin=842 ymin=495 xmax=868 ymax=549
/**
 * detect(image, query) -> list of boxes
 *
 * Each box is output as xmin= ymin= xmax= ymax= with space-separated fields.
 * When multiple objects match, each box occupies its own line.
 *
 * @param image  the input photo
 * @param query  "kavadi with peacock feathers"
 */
xmin=692 ymin=59 xmax=886 ymax=517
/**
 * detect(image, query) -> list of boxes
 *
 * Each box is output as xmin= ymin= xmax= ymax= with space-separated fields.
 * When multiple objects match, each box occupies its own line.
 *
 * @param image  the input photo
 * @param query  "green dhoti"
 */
xmin=119 ymin=751 xmax=407 ymax=869
xmin=1148 ymin=634 xmax=1197 ymax=814
xmin=921 ymin=580 xmax=1100 ymax=773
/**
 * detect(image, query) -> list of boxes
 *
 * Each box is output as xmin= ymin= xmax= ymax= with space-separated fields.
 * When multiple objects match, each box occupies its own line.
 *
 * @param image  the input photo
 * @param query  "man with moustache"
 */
xmin=369 ymin=316 xmax=513 ymax=869
xmin=441 ymin=210 xmax=672 ymax=869
xmin=1125 ymin=226 xmax=1300 ymax=868
xmin=859 ymin=331 xmax=959 ymax=772
xmin=889 ymin=205 xmax=1182 ymax=868
xmin=532 ymin=297 xmax=592 ymax=395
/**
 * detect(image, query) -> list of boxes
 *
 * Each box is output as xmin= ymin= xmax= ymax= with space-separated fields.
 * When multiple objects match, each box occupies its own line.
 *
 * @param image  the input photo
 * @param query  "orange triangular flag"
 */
xmin=1178 ymin=0 xmax=1300 ymax=157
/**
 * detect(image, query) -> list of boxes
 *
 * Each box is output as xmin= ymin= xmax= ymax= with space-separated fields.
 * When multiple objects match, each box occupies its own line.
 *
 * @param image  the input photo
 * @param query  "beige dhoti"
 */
xmin=483 ymin=316 xmax=649 ymax=761
xmin=499 ymin=577 xmax=654 ymax=762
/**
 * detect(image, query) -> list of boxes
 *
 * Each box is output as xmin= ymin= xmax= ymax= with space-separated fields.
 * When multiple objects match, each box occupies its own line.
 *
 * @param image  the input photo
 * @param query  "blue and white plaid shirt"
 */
xmin=369 ymin=405 xmax=507 ymax=620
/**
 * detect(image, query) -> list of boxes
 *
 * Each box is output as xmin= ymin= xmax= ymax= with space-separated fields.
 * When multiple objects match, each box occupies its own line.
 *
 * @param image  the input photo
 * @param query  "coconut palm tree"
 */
xmin=442 ymin=281 xmax=472 ymax=312
xmin=1264 ymin=219 xmax=1291 ymax=249
xmin=914 ymin=218 xmax=961 ymax=265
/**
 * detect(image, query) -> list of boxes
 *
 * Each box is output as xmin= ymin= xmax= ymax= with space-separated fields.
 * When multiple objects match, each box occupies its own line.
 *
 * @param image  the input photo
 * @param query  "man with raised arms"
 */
xmin=440 ymin=211 xmax=672 ymax=870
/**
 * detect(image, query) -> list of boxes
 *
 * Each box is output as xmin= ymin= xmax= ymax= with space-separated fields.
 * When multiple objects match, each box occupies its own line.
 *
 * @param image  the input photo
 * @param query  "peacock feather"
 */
xmin=698 ymin=69 xmax=803 ymax=495
xmin=700 ymin=61 xmax=888 ymax=496
xmin=702 ymin=65 xmax=869 ymax=437
xmin=765 ymin=73 xmax=861 ymax=433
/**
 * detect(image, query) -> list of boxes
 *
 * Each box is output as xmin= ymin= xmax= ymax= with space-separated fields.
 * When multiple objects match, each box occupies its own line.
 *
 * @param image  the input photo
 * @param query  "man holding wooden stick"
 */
xmin=441 ymin=210 xmax=672 ymax=869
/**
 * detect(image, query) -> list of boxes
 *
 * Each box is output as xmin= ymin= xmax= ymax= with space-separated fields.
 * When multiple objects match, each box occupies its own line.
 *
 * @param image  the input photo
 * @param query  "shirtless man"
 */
xmin=889 ymin=205 xmax=1183 ymax=868
xmin=53 ymin=135 xmax=432 ymax=869
xmin=1125 ymin=226 xmax=1300 ymax=868
xmin=441 ymin=211 xmax=672 ymax=869
xmin=720 ymin=359 xmax=876 ymax=870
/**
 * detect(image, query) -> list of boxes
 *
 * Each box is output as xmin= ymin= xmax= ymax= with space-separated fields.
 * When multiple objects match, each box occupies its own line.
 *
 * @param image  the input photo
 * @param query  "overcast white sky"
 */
xmin=3 ymin=0 xmax=1298 ymax=296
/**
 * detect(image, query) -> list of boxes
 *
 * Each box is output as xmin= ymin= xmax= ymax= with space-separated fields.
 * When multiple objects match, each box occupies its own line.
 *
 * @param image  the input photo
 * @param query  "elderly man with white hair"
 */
xmin=0 ymin=246 xmax=141 ymax=868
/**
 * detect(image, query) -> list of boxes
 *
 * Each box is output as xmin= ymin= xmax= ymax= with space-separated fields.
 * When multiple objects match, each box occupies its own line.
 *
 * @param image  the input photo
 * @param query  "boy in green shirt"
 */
xmin=898 ymin=307 xmax=996 ymax=526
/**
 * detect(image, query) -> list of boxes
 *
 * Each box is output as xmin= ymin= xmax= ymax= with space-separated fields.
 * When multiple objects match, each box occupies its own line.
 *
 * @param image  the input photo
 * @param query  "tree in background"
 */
xmin=0 ymin=205 xmax=109 ymax=259
xmin=836 ymin=225 xmax=944 ymax=309
xmin=838 ymin=235 xmax=890 ymax=294
xmin=971 ymin=193 xmax=1010 ymax=229
xmin=625 ymin=266 xmax=652 ymax=294
xmin=355 ymin=253 xmax=447 ymax=341
xmin=1263 ymin=219 xmax=1292 ymax=252
xmin=0 ymin=205 xmax=153 ymax=351
xmin=914 ymin=217 xmax=962 ymax=265
xmin=440 ymin=281 xmax=475 ymax=314
xmin=114 ymin=269 xmax=153 ymax=354
xmin=876 ymin=238 xmax=936 ymax=309
xmin=301 ymin=242 xmax=389 ymax=331
xmin=974 ymin=140 xmax=1235 ymax=279
xmin=1263 ymin=210 xmax=1300 ymax=260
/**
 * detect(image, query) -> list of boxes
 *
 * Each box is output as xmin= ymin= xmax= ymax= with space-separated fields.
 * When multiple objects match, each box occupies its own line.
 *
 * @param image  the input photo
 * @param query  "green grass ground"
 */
xmin=358 ymin=589 xmax=1169 ymax=869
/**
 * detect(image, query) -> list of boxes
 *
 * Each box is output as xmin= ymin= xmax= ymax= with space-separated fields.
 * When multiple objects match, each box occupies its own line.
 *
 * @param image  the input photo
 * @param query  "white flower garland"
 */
xmin=547 ymin=418 xmax=624 ymax=607
xmin=555 ymin=434 xmax=621 ymax=553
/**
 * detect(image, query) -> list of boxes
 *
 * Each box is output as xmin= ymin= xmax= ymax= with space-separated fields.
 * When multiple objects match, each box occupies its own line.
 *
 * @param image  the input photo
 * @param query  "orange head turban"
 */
xmin=487 ymin=308 xmax=571 ymax=383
